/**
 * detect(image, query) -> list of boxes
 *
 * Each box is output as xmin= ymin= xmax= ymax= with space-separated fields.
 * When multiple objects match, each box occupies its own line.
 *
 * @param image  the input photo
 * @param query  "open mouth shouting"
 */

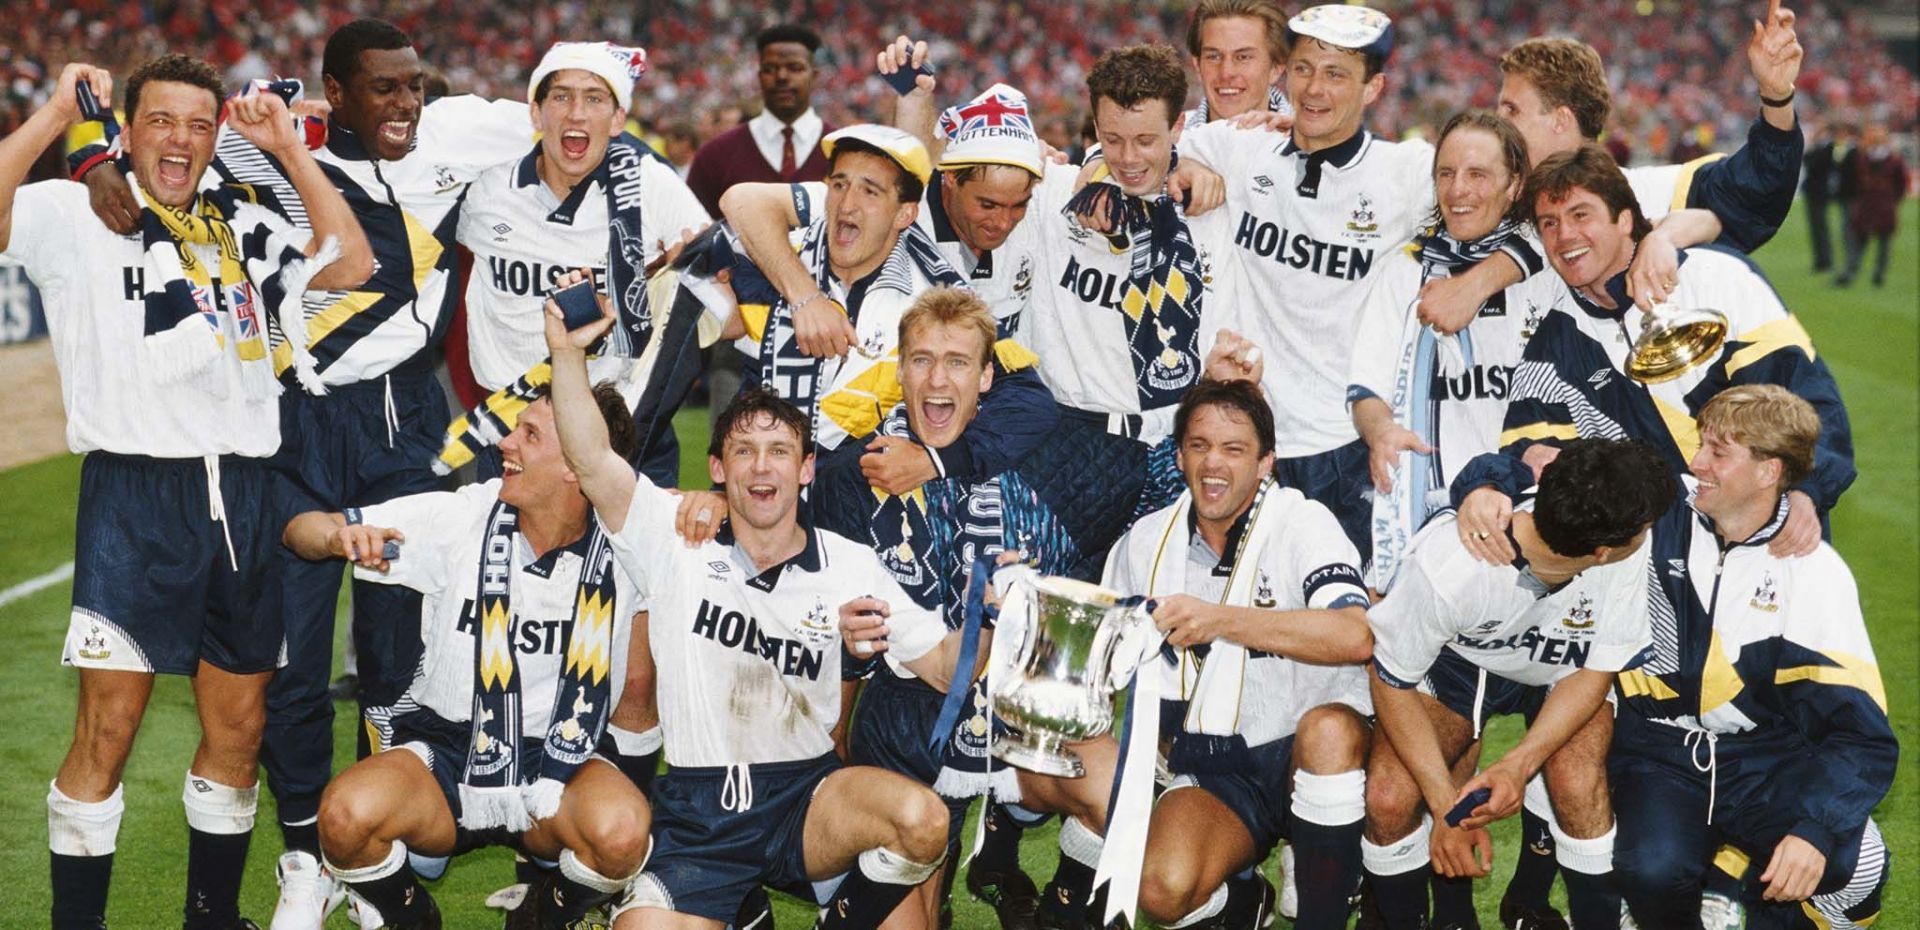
xmin=745 ymin=482 xmax=778 ymax=504
xmin=560 ymin=129 xmax=591 ymax=159
xmin=378 ymin=119 xmax=414 ymax=147
xmin=1197 ymin=474 xmax=1232 ymax=505
xmin=501 ymin=459 xmax=524 ymax=478
xmin=156 ymin=154 xmax=192 ymax=188
xmin=919 ymin=396 xmax=957 ymax=433
xmin=832 ymin=218 xmax=863 ymax=249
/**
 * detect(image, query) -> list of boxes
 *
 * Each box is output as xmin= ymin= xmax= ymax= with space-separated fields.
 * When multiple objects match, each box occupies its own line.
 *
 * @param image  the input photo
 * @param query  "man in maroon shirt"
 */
xmin=686 ymin=24 xmax=836 ymax=426
xmin=685 ymin=24 xmax=834 ymax=215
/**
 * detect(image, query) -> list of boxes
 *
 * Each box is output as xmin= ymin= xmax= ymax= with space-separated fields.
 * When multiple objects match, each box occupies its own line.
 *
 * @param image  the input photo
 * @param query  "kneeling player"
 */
xmin=1362 ymin=439 xmax=1673 ymax=930
xmin=291 ymin=385 xmax=654 ymax=930
xmin=1611 ymin=386 xmax=1894 ymax=928
xmin=543 ymin=288 xmax=955 ymax=930
xmin=1104 ymin=379 xmax=1375 ymax=930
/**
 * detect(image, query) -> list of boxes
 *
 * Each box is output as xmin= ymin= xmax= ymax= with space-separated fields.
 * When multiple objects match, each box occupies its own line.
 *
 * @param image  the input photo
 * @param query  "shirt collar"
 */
xmin=713 ymin=522 xmax=824 ymax=591
xmin=1568 ymin=246 xmax=1690 ymax=320
xmin=1280 ymin=129 xmax=1369 ymax=169
xmin=514 ymin=144 xmax=543 ymax=188
xmin=325 ymin=118 xmax=421 ymax=163
xmin=1186 ymin=500 xmax=1256 ymax=577
xmin=1691 ymin=488 xmax=1793 ymax=549
xmin=521 ymin=525 xmax=597 ymax=578
xmin=750 ymin=107 xmax=822 ymax=146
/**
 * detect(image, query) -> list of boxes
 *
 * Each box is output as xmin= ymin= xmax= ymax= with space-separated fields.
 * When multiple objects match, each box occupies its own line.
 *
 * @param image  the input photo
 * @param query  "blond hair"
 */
xmin=1499 ymin=37 xmax=1611 ymax=140
xmin=899 ymin=287 xmax=996 ymax=366
xmin=1697 ymin=384 xmax=1821 ymax=488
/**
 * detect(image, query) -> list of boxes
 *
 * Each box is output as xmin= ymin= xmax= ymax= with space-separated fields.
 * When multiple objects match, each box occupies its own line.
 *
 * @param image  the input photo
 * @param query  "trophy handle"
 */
xmin=986 ymin=565 xmax=1038 ymax=679
xmin=1104 ymin=597 xmax=1164 ymax=691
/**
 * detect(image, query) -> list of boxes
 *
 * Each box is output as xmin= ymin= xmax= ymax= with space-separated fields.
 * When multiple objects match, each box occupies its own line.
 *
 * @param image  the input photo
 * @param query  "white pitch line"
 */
xmin=0 ymin=561 xmax=74 ymax=609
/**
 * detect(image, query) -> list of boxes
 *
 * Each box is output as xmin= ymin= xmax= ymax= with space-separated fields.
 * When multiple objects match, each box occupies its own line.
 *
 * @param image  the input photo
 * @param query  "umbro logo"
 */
xmin=1252 ymin=175 xmax=1274 ymax=192
xmin=492 ymin=223 xmax=512 ymax=236
xmin=1588 ymin=367 xmax=1614 ymax=390
xmin=1667 ymin=558 xmax=1687 ymax=578
xmin=708 ymin=561 xmax=731 ymax=575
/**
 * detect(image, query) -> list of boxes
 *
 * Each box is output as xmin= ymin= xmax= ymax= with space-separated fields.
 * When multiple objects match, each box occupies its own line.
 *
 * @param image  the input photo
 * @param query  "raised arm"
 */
xmin=719 ymin=180 xmax=855 ymax=358
xmin=223 ymin=92 xmax=372 ymax=288
xmin=0 ymin=64 xmax=108 ymax=253
xmin=543 ymin=273 xmax=639 ymax=531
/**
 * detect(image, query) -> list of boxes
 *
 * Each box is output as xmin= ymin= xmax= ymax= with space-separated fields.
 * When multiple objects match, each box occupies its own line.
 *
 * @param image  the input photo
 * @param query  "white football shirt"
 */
xmin=458 ymin=150 xmax=710 ymax=391
xmin=354 ymin=480 xmax=642 ymax=735
xmin=1368 ymin=509 xmax=1653 ymax=689
xmin=4 ymin=181 xmax=305 ymax=457
xmin=1181 ymin=124 xmax=1435 ymax=457
xmin=610 ymin=476 xmax=945 ymax=767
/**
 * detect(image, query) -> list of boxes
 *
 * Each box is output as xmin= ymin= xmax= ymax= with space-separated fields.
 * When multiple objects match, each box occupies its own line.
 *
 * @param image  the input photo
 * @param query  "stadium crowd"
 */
xmin=2 ymin=0 xmax=1914 ymax=170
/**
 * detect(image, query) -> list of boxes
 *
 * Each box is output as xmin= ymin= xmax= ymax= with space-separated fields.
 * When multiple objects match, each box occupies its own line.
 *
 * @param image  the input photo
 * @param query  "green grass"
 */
xmin=0 ymin=200 xmax=1912 ymax=928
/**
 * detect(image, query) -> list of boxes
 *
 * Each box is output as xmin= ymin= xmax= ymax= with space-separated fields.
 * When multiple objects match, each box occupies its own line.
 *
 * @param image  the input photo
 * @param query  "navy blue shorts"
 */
xmin=850 ymin=666 xmax=972 ymax=847
xmin=1426 ymin=647 xmax=1545 ymax=731
xmin=388 ymin=709 xmax=545 ymax=855
xmin=66 ymin=452 xmax=285 ymax=675
xmin=1166 ymin=736 xmax=1296 ymax=859
xmin=1273 ymin=438 xmax=1372 ymax=561
xmin=631 ymin=753 xmax=841 ymax=921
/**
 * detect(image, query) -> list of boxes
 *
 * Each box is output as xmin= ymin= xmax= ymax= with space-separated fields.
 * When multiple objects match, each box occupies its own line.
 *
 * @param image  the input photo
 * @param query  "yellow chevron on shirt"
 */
xmin=1653 ymin=394 xmax=1702 ymax=462
xmin=739 ymin=303 xmax=772 ymax=344
xmin=819 ymin=360 xmax=902 ymax=442
xmin=1776 ymin=649 xmax=1888 ymax=712
xmin=1668 ymin=153 xmax=1726 ymax=213
xmin=1698 ymin=629 xmax=1746 ymax=716
xmin=1723 ymin=316 xmax=1817 ymax=379
xmin=1617 ymin=669 xmax=1680 ymax=700
xmin=1499 ymin=420 xmax=1581 ymax=447
xmin=273 ymin=208 xmax=445 ymax=374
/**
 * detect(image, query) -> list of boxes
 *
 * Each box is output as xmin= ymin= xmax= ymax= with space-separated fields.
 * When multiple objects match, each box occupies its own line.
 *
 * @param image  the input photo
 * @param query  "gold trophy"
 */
xmin=1626 ymin=302 xmax=1728 ymax=383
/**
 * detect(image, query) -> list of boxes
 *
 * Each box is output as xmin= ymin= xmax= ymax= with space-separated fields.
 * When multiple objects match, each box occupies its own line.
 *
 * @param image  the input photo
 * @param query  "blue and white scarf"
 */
xmin=1369 ymin=220 xmax=1536 ymax=590
xmin=460 ymin=500 xmax=620 ymax=831
xmin=1062 ymin=163 xmax=1206 ymax=411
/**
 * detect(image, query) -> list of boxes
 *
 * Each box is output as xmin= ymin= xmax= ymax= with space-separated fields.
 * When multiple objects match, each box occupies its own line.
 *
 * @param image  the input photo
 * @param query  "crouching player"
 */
xmin=1361 ymin=439 xmax=1673 ymax=930
xmin=541 ymin=278 xmax=956 ymax=930
xmin=1105 ymin=379 xmax=1376 ymax=930
xmin=1611 ymin=385 xmax=1895 ymax=929
xmin=288 ymin=384 xmax=653 ymax=929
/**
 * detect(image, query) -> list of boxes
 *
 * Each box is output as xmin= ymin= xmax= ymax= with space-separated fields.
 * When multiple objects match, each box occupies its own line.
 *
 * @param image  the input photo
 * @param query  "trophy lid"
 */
xmin=1025 ymin=574 xmax=1128 ymax=607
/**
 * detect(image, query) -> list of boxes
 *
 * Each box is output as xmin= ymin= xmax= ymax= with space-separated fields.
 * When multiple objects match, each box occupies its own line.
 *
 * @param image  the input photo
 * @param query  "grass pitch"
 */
xmin=0 ymin=198 xmax=1911 ymax=928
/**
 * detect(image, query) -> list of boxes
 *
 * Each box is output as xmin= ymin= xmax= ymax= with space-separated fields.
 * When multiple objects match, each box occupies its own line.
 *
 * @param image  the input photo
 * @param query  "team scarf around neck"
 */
xmin=756 ymin=222 xmax=959 ymax=451
xmin=1145 ymin=478 xmax=1282 ymax=770
xmin=1368 ymin=220 xmax=1535 ymax=590
xmin=1061 ymin=162 xmax=1205 ymax=411
xmin=436 ymin=139 xmax=655 ymax=474
xmin=78 ymin=81 xmax=335 ymax=398
xmin=459 ymin=498 xmax=619 ymax=831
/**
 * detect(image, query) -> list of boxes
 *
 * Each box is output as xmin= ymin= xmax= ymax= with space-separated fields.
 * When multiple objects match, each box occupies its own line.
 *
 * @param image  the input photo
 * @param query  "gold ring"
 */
xmin=1475 ymin=531 xmax=1491 ymax=540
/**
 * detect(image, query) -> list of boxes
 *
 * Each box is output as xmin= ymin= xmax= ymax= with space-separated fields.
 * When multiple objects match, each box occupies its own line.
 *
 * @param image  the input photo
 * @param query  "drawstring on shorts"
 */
xmin=721 ymin=764 xmax=754 ymax=813
xmin=203 ymin=455 xmax=238 ymax=571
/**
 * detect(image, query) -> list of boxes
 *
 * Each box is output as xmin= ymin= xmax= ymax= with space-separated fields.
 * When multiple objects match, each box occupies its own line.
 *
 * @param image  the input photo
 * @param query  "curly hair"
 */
xmin=1087 ymin=45 xmax=1188 ymax=128
xmin=124 ymin=54 xmax=222 ymax=120
xmin=1533 ymin=438 xmax=1675 ymax=557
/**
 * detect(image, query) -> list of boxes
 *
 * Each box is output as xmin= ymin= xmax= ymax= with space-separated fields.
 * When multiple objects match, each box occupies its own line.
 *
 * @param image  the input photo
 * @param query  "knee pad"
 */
xmin=182 ymin=772 xmax=258 ymax=835
xmin=858 ymin=845 xmax=944 ymax=886
xmin=560 ymin=846 xmax=637 ymax=892
xmin=327 ymin=839 xmax=407 ymax=884
xmin=1361 ymin=816 xmax=1431 ymax=876
xmin=1291 ymin=769 xmax=1365 ymax=826
xmin=48 ymin=781 xmax=124 ymax=857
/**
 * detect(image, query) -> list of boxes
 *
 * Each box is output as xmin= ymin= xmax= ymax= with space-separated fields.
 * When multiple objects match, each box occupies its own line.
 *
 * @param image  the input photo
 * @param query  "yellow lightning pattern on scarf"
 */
xmin=564 ymin=589 xmax=614 ymax=686
xmin=478 ymin=599 xmax=516 ymax=690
